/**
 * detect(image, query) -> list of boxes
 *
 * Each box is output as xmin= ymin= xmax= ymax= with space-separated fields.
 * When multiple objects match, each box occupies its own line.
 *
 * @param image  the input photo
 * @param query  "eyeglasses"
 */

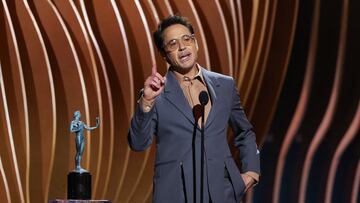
xmin=163 ymin=34 xmax=195 ymax=52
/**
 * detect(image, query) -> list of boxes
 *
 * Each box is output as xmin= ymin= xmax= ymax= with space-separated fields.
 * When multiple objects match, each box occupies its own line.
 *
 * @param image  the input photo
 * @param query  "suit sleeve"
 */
xmin=228 ymin=79 xmax=261 ymax=175
xmin=128 ymin=100 xmax=157 ymax=152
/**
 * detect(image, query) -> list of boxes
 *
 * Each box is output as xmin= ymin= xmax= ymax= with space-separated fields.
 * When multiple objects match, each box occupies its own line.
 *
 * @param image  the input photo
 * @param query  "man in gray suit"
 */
xmin=128 ymin=15 xmax=260 ymax=203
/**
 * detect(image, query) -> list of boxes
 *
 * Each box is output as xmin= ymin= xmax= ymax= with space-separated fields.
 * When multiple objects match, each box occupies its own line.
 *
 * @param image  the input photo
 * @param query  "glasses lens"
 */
xmin=164 ymin=34 xmax=194 ymax=51
xmin=167 ymin=40 xmax=178 ymax=51
xmin=182 ymin=35 xmax=193 ymax=45
xmin=164 ymin=40 xmax=177 ymax=51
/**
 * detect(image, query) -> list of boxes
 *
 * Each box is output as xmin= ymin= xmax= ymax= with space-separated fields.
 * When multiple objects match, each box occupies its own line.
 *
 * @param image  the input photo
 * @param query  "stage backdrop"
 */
xmin=0 ymin=0 xmax=358 ymax=203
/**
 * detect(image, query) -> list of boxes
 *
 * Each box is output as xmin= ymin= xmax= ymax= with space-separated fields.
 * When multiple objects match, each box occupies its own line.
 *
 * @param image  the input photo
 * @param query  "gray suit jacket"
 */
xmin=128 ymin=67 xmax=260 ymax=203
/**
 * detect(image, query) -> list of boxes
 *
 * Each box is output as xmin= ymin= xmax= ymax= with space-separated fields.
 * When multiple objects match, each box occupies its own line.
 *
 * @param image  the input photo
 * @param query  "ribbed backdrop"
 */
xmin=0 ymin=0 xmax=358 ymax=203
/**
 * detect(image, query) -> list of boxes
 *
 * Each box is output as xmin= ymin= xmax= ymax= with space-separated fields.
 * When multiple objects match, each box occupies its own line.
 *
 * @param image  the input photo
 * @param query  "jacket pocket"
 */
xmin=153 ymin=160 xmax=183 ymax=203
xmin=224 ymin=158 xmax=246 ymax=202
xmin=180 ymin=162 xmax=188 ymax=203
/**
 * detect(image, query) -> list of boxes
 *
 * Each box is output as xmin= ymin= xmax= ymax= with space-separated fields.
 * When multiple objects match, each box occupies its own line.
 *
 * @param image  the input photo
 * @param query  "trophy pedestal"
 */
xmin=67 ymin=171 xmax=91 ymax=200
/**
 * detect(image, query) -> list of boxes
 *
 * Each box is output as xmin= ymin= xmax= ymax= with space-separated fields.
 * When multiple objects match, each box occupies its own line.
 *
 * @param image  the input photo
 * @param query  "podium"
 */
xmin=49 ymin=200 xmax=111 ymax=203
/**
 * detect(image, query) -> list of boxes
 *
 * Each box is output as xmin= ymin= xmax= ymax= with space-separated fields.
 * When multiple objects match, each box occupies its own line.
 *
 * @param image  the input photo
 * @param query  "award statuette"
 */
xmin=68 ymin=111 xmax=99 ymax=200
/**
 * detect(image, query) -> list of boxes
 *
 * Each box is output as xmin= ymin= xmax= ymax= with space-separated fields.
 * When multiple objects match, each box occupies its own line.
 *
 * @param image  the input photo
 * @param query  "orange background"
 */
xmin=0 ymin=1 xmax=358 ymax=203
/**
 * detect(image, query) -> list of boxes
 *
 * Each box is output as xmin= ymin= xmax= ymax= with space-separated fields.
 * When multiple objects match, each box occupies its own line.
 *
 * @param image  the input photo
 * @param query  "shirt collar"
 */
xmin=171 ymin=64 xmax=205 ymax=84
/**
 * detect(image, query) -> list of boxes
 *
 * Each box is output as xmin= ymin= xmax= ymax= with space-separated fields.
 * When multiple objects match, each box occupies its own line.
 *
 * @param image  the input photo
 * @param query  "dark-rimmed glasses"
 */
xmin=163 ymin=34 xmax=195 ymax=52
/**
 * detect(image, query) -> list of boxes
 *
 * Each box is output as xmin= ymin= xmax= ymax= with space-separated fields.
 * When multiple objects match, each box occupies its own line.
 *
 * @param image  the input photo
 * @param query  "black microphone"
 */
xmin=198 ymin=90 xmax=208 ymax=203
xmin=199 ymin=91 xmax=209 ymax=106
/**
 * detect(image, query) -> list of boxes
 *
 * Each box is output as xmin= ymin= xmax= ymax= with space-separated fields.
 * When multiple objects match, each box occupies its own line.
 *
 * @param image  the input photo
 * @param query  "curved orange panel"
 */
xmin=127 ymin=1 xmax=160 ymax=202
xmin=0 ymin=1 xmax=357 ymax=202
xmin=152 ymin=0 xmax=173 ymax=19
xmin=0 ymin=63 xmax=13 ymax=203
xmin=299 ymin=0 xmax=348 ymax=201
xmin=243 ymin=0 xmax=272 ymax=117
xmin=0 ymin=66 xmax=24 ymax=203
xmin=52 ymin=0 xmax=106 ymax=197
xmin=77 ymin=0 xmax=116 ymax=199
xmin=220 ymin=0 xmax=239 ymax=75
xmin=29 ymin=0 xmax=89 ymax=199
xmin=11 ymin=0 xmax=57 ymax=202
xmin=48 ymin=0 xmax=92 ymax=172
xmin=139 ymin=0 xmax=169 ymax=75
xmin=235 ymin=0 xmax=246 ymax=80
xmin=241 ymin=0 xmax=270 ymax=110
xmin=0 ymin=1 xmax=28 ymax=202
xmin=250 ymin=0 xmax=299 ymax=145
xmin=237 ymin=0 xmax=259 ymax=90
xmin=79 ymin=0 xmax=133 ymax=200
xmin=325 ymin=102 xmax=359 ymax=203
xmin=0 ymin=156 xmax=10 ymax=203
xmin=115 ymin=1 xmax=155 ymax=202
xmin=351 ymin=161 xmax=360 ymax=203
xmin=192 ymin=0 xmax=232 ymax=75
xmin=273 ymin=0 xmax=320 ymax=202
xmin=24 ymin=0 xmax=58 ymax=199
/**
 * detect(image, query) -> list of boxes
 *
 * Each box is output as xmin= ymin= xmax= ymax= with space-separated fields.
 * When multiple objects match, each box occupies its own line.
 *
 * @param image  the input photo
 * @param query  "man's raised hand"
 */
xmin=143 ymin=63 xmax=166 ymax=101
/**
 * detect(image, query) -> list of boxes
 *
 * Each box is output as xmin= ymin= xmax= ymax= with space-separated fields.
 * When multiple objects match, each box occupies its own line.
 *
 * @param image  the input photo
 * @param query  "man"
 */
xmin=128 ymin=15 xmax=260 ymax=203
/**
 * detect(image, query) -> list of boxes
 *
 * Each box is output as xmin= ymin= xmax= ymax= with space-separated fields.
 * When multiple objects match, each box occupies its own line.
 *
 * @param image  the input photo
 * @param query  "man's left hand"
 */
xmin=241 ymin=174 xmax=255 ymax=192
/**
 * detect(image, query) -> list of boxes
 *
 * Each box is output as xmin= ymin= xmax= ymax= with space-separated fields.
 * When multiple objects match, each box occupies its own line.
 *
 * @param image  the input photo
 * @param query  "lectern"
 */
xmin=49 ymin=200 xmax=111 ymax=203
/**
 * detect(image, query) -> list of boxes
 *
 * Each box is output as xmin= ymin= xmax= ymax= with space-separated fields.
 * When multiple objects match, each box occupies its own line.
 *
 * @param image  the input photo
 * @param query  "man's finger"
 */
xmin=154 ymin=72 xmax=166 ymax=83
xmin=150 ymin=82 xmax=160 ymax=91
xmin=152 ymin=76 xmax=160 ymax=84
xmin=152 ymin=63 xmax=157 ymax=76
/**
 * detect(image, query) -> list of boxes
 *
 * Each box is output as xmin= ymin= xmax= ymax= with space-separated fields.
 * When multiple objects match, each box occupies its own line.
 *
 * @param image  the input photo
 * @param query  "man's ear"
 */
xmin=164 ymin=55 xmax=171 ymax=65
xmin=160 ymin=50 xmax=166 ymax=57
xmin=160 ymin=50 xmax=170 ymax=62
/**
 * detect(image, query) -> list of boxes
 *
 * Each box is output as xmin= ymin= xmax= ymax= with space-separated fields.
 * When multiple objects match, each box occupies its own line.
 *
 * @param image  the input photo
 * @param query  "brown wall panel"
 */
xmin=0 ymin=1 xmax=28 ymax=202
xmin=0 ymin=156 xmax=10 ymax=202
xmin=114 ymin=1 xmax=154 ymax=202
xmin=9 ymin=0 xmax=57 ymax=202
xmin=29 ymin=0 xmax=89 ymax=199
xmin=77 ymin=0 xmax=115 ymax=199
xmin=193 ymin=0 xmax=232 ymax=75
xmin=0 ymin=1 xmax=358 ymax=203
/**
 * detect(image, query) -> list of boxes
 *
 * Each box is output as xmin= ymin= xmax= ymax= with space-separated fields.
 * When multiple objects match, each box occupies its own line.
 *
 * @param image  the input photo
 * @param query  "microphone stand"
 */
xmin=198 ymin=90 xmax=208 ymax=203
xmin=200 ymin=104 xmax=205 ymax=203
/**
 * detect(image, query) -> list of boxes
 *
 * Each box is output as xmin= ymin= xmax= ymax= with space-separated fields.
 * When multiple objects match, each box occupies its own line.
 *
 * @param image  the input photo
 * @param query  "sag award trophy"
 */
xmin=68 ymin=110 xmax=99 ymax=200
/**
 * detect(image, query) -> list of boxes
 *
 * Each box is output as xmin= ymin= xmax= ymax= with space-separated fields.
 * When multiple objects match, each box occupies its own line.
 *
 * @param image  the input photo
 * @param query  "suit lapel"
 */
xmin=163 ymin=71 xmax=195 ymax=124
xmin=202 ymin=68 xmax=220 ymax=129
xmin=163 ymin=67 xmax=221 ymax=128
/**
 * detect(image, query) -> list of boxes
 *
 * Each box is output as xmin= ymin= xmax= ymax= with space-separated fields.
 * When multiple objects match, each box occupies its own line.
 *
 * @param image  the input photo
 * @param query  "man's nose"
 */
xmin=178 ymin=40 xmax=186 ymax=50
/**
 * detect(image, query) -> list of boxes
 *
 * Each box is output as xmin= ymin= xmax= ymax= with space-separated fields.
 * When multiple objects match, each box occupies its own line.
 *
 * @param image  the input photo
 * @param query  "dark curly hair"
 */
xmin=153 ymin=15 xmax=194 ymax=53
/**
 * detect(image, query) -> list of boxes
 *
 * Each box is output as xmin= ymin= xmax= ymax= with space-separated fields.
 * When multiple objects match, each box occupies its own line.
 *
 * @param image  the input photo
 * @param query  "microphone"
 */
xmin=198 ymin=90 xmax=208 ymax=203
xmin=199 ymin=91 xmax=209 ymax=106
